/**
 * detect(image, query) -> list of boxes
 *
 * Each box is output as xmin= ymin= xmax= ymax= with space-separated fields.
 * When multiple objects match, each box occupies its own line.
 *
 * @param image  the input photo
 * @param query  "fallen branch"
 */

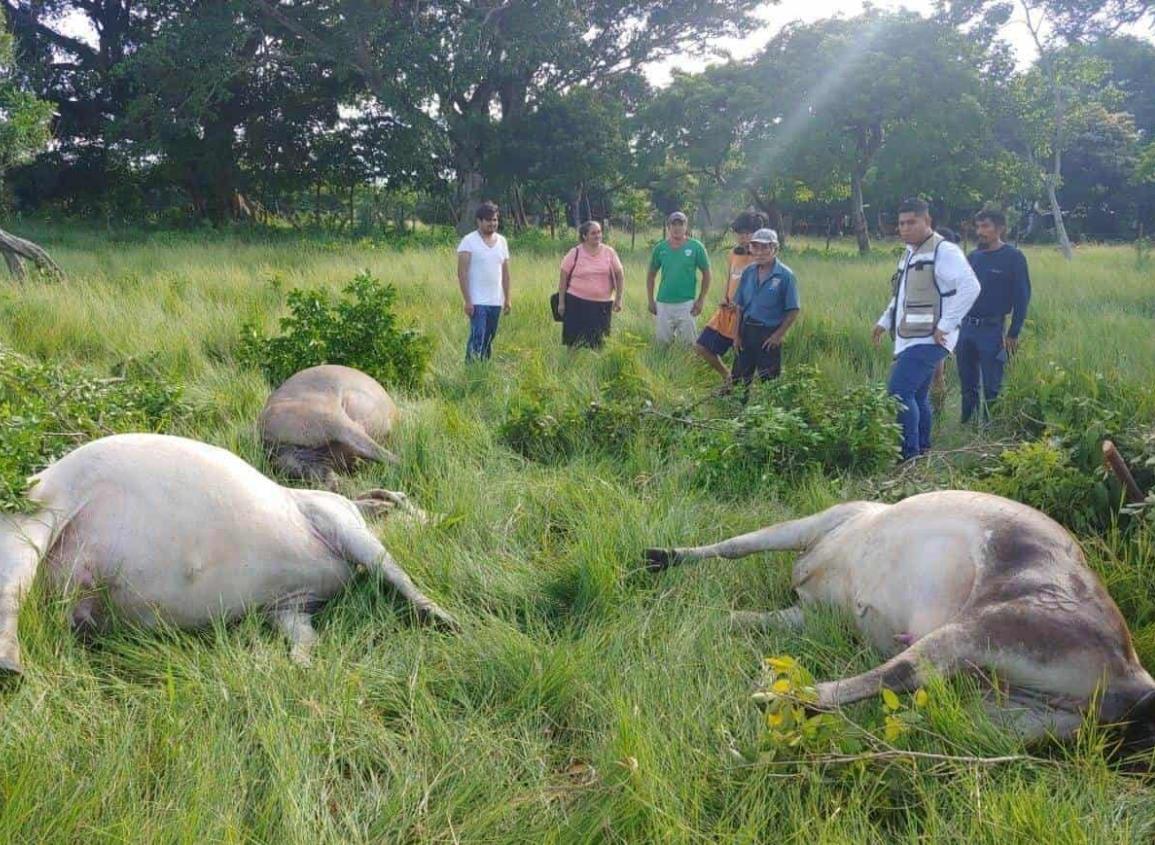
xmin=751 ymin=748 xmax=1036 ymax=767
xmin=0 ymin=227 xmax=65 ymax=282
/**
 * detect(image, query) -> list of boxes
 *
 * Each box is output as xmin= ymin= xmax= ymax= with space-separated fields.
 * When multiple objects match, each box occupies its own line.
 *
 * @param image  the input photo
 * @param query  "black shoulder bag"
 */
xmin=550 ymin=247 xmax=580 ymax=322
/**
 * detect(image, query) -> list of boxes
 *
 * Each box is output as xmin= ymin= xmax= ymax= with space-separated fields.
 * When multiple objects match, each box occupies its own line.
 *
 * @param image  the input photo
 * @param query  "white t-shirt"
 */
xmin=457 ymin=231 xmax=510 ymax=307
xmin=876 ymin=239 xmax=981 ymax=355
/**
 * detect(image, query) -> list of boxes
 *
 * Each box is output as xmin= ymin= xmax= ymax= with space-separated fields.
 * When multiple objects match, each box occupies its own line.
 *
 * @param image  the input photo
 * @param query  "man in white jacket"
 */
xmin=872 ymin=198 xmax=980 ymax=461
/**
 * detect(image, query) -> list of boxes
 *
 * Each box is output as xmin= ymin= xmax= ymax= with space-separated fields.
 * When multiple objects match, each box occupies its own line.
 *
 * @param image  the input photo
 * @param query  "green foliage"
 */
xmin=690 ymin=367 xmax=900 ymax=495
xmin=753 ymin=654 xmax=931 ymax=760
xmin=980 ymin=439 xmax=1109 ymax=532
xmin=0 ymin=20 xmax=53 ymax=182
xmin=498 ymin=344 xmax=667 ymax=464
xmin=0 ymin=347 xmax=190 ymax=511
xmin=237 ymin=271 xmax=431 ymax=389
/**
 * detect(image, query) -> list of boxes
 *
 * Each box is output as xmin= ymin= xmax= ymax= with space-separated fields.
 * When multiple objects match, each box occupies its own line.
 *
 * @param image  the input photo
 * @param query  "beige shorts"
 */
xmin=655 ymin=301 xmax=697 ymax=344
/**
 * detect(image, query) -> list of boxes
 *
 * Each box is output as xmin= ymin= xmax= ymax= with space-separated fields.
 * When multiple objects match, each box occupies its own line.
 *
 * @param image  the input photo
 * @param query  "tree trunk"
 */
xmin=851 ymin=169 xmax=871 ymax=255
xmin=1045 ymin=173 xmax=1073 ymax=260
xmin=455 ymin=171 xmax=485 ymax=235
xmin=0 ymin=228 xmax=65 ymax=281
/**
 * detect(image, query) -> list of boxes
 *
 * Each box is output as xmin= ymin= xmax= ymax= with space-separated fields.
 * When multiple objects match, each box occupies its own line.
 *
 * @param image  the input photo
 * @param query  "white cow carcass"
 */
xmin=0 ymin=434 xmax=454 ymax=673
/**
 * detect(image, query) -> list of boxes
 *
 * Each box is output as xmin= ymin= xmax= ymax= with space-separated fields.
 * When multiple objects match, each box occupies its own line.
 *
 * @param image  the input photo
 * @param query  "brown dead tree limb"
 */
xmin=1102 ymin=440 xmax=1145 ymax=505
xmin=0 ymin=227 xmax=65 ymax=281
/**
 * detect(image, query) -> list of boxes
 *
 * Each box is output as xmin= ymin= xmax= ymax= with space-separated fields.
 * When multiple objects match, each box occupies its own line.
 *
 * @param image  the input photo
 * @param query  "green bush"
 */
xmin=0 ymin=347 xmax=192 ymax=512
xmin=979 ymin=439 xmax=1110 ymax=533
xmin=237 ymin=271 xmax=431 ymax=389
xmin=689 ymin=367 xmax=900 ymax=495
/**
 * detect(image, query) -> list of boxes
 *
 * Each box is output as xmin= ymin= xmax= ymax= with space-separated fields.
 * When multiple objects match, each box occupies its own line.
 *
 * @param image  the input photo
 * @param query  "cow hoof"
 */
xmin=644 ymin=548 xmax=675 ymax=572
xmin=420 ymin=606 xmax=460 ymax=633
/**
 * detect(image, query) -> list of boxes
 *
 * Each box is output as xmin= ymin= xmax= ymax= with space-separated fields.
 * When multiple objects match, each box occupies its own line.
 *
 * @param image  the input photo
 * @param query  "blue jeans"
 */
xmin=466 ymin=305 xmax=502 ymax=362
xmin=955 ymin=322 xmax=1006 ymax=423
xmin=888 ymin=344 xmax=949 ymax=460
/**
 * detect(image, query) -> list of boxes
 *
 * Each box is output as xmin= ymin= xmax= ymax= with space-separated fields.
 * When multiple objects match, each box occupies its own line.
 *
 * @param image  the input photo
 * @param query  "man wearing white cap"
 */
xmin=732 ymin=227 xmax=800 ymax=385
xmin=645 ymin=211 xmax=712 ymax=344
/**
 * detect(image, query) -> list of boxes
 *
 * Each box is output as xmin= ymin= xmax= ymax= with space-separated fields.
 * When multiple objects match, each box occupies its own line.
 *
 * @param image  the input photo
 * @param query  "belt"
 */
xmin=742 ymin=318 xmax=779 ymax=329
xmin=961 ymin=315 xmax=1004 ymax=327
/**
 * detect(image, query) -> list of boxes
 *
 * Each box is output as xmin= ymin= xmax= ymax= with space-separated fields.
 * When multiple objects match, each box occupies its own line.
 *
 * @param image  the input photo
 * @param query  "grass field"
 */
xmin=1 ymin=223 xmax=1154 ymax=842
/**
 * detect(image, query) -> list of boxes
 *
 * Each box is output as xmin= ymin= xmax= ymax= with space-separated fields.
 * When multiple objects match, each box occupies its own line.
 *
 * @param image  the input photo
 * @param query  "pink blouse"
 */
xmin=560 ymin=245 xmax=622 ymax=302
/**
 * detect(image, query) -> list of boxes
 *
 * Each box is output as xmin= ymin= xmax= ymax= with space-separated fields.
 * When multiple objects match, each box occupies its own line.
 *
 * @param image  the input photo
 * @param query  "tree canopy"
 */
xmin=3 ymin=0 xmax=1154 ymax=247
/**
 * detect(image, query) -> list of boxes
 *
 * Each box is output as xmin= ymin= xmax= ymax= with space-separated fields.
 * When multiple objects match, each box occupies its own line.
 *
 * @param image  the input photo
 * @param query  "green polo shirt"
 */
xmin=649 ymin=237 xmax=710 ymax=303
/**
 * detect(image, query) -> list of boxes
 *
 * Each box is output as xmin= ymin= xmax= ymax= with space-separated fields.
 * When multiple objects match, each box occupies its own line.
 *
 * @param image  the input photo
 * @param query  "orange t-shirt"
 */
xmin=561 ymin=245 xmax=623 ymax=302
xmin=704 ymin=248 xmax=756 ymax=339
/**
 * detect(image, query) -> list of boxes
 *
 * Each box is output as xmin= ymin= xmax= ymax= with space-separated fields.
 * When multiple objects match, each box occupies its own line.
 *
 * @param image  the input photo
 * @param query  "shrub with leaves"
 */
xmin=0 ymin=347 xmax=191 ymax=511
xmin=748 ymin=654 xmax=930 ymax=762
xmin=238 ymin=271 xmax=431 ymax=389
xmin=690 ymin=367 xmax=901 ymax=495
xmin=979 ymin=438 xmax=1110 ymax=532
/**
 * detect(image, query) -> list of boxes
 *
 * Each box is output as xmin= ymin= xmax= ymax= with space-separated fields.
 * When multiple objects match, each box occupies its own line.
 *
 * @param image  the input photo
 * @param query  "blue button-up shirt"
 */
xmin=734 ymin=259 xmax=800 ymax=327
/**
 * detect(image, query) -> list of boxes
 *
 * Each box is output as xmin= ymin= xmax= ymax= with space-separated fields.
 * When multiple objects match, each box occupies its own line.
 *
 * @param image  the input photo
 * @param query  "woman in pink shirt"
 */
xmin=556 ymin=221 xmax=624 ymax=348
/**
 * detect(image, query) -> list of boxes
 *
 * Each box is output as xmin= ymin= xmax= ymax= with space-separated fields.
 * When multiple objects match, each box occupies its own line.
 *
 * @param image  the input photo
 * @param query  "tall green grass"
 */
xmin=1 ymin=226 xmax=1153 ymax=842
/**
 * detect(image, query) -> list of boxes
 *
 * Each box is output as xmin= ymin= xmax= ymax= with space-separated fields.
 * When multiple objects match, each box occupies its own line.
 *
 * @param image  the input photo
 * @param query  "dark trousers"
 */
xmin=466 ymin=305 xmax=502 ymax=362
xmin=955 ymin=321 xmax=1006 ymax=423
xmin=562 ymin=293 xmax=613 ymax=349
xmin=888 ymin=344 xmax=949 ymax=460
xmin=731 ymin=321 xmax=782 ymax=385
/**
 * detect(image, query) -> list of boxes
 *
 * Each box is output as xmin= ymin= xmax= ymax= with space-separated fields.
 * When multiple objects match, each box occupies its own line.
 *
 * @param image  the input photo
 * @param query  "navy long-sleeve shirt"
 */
xmin=966 ymin=244 xmax=1032 ymax=338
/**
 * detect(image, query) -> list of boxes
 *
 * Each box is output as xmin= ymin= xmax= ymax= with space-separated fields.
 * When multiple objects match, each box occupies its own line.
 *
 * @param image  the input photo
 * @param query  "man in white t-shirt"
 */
xmin=456 ymin=201 xmax=511 ymax=362
xmin=872 ymin=197 xmax=980 ymax=461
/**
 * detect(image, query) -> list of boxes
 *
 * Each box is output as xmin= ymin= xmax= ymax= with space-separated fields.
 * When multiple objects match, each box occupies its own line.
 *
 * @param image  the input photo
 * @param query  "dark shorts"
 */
xmin=695 ymin=326 xmax=734 ymax=356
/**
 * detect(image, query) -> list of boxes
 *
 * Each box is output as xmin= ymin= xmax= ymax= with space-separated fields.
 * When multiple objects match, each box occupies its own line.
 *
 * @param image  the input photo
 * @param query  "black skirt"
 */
xmin=562 ymin=292 xmax=613 ymax=349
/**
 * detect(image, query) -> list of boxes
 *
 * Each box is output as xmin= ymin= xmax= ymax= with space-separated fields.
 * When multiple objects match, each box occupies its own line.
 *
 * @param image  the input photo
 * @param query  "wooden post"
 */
xmin=1102 ymin=440 xmax=1145 ymax=505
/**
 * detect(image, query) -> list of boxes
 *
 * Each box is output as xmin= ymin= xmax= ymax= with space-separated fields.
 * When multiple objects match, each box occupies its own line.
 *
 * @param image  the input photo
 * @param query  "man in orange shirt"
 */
xmin=694 ymin=211 xmax=766 ymax=383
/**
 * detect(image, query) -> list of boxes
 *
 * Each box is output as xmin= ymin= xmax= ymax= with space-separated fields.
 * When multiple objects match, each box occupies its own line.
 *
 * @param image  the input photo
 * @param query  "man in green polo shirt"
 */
xmin=646 ymin=211 xmax=712 ymax=344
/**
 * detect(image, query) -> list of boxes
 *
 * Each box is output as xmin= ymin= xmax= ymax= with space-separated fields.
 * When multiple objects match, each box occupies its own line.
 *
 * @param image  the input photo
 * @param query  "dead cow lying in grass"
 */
xmin=645 ymin=491 xmax=1155 ymax=751
xmin=0 ymin=434 xmax=455 ymax=674
xmin=260 ymin=364 xmax=400 ymax=487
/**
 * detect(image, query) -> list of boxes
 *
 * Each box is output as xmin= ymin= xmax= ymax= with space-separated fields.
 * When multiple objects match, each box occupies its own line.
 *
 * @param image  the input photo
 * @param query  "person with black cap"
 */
xmin=645 ymin=211 xmax=712 ymax=345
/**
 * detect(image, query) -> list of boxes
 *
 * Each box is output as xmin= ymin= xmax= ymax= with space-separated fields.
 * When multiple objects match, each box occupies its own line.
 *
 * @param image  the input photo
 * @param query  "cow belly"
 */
xmin=796 ymin=530 xmax=978 ymax=655
xmin=857 ymin=534 xmax=978 ymax=652
xmin=34 ymin=441 xmax=350 ymax=627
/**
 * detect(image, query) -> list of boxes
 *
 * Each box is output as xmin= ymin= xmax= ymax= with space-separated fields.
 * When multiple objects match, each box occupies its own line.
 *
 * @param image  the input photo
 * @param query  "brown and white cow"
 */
xmin=646 ymin=491 xmax=1155 ymax=750
xmin=260 ymin=365 xmax=400 ymax=487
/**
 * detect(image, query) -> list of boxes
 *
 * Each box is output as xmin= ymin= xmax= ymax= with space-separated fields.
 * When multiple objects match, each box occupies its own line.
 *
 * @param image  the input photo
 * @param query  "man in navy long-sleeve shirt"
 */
xmin=957 ymin=209 xmax=1031 ymax=423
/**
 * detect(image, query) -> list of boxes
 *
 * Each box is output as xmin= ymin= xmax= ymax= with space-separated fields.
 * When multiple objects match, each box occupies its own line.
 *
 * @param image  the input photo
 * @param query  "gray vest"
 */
xmin=890 ymin=233 xmax=954 ymax=339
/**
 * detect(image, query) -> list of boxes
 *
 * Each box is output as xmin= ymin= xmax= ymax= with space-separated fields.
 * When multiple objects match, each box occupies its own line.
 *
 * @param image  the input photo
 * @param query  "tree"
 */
xmin=945 ymin=0 xmax=1153 ymax=257
xmin=257 ymin=0 xmax=763 ymax=231
xmin=745 ymin=13 xmax=997 ymax=253
xmin=0 ymin=15 xmax=61 ymax=279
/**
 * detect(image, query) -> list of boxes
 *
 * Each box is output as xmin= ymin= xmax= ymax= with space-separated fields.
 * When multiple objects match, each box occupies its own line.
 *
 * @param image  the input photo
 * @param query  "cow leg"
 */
xmin=730 ymin=606 xmax=805 ymax=632
xmin=814 ymin=623 xmax=973 ymax=709
xmin=0 ymin=513 xmax=53 ymax=674
xmin=336 ymin=525 xmax=457 ymax=630
xmin=645 ymin=502 xmax=876 ymax=572
xmin=354 ymin=489 xmax=430 ymax=524
xmin=982 ymin=692 xmax=1086 ymax=743
xmin=269 ymin=606 xmax=319 ymax=666
xmin=333 ymin=422 xmax=400 ymax=466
